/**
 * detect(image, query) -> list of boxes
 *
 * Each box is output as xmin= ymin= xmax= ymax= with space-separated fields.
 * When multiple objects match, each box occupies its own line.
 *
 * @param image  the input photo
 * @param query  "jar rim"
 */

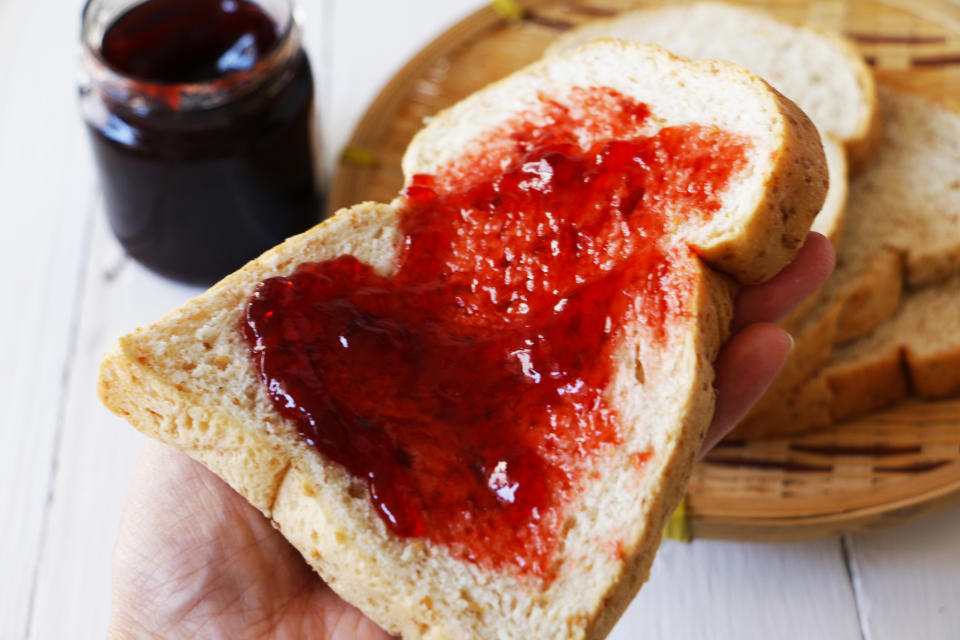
xmin=80 ymin=0 xmax=299 ymax=112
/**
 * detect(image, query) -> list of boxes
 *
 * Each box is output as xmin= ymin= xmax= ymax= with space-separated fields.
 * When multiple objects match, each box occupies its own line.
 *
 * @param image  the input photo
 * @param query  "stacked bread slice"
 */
xmin=546 ymin=1 xmax=880 ymax=170
xmin=552 ymin=2 xmax=960 ymax=440
xmin=733 ymin=88 xmax=960 ymax=438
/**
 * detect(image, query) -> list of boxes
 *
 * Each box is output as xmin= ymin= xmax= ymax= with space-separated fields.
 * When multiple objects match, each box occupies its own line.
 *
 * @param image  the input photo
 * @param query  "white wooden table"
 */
xmin=2 ymin=1 xmax=959 ymax=638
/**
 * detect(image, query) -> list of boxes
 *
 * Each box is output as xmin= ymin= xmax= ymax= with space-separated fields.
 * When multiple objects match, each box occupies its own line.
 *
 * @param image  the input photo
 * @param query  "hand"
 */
xmin=108 ymin=232 xmax=833 ymax=639
xmin=702 ymin=231 xmax=835 ymax=452
xmin=109 ymin=438 xmax=396 ymax=640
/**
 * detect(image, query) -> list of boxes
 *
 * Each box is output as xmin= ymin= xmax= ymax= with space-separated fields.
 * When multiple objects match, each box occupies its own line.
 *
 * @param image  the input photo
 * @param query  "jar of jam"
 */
xmin=80 ymin=0 xmax=323 ymax=285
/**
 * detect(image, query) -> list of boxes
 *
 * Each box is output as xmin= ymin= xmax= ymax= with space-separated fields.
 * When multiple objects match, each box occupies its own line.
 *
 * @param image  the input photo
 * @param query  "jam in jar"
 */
xmin=80 ymin=0 xmax=323 ymax=285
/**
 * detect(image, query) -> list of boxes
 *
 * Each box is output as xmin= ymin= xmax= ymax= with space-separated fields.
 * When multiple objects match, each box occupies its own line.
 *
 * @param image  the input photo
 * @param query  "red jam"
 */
xmin=243 ymin=88 xmax=749 ymax=575
xmin=101 ymin=0 xmax=279 ymax=83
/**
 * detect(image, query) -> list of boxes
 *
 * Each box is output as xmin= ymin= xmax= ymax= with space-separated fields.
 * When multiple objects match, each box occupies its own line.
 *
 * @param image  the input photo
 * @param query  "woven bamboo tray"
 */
xmin=330 ymin=0 xmax=960 ymax=541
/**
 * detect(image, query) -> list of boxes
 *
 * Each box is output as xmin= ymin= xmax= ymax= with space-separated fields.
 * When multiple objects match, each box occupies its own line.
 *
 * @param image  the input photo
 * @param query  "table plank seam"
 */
xmin=842 ymin=535 xmax=870 ymax=640
xmin=22 ymin=200 xmax=97 ymax=640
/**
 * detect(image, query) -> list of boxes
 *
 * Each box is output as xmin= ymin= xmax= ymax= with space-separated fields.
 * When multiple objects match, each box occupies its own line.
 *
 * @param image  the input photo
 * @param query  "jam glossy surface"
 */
xmin=101 ymin=0 xmax=279 ymax=83
xmin=243 ymin=89 xmax=749 ymax=575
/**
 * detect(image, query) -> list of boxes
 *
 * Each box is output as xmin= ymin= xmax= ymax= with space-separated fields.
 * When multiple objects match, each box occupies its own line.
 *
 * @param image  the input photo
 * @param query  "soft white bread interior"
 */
xmin=839 ymin=88 xmax=960 ymax=291
xmin=811 ymin=135 xmax=848 ymax=246
xmin=98 ymin=42 xmax=825 ymax=640
xmin=818 ymin=88 xmax=960 ymax=343
xmin=546 ymin=1 xmax=880 ymax=171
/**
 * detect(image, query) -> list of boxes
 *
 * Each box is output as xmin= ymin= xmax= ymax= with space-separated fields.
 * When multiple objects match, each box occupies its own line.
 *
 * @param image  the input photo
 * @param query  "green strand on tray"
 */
xmin=491 ymin=0 xmax=525 ymax=23
xmin=340 ymin=146 xmax=380 ymax=168
xmin=663 ymin=495 xmax=691 ymax=543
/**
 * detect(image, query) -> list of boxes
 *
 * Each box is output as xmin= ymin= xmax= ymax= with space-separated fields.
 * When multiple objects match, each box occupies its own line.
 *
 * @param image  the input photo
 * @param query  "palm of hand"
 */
xmin=109 ymin=441 xmax=393 ymax=639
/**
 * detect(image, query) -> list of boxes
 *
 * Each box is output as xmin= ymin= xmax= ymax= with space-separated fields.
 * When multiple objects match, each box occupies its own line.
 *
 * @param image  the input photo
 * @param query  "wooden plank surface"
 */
xmin=611 ymin=538 xmax=864 ymax=640
xmin=846 ymin=507 xmax=960 ymax=640
xmin=0 ymin=0 xmax=100 ymax=638
xmin=26 ymin=214 xmax=202 ymax=639
xmin=2 ymin=0 xmax=959 ymax=638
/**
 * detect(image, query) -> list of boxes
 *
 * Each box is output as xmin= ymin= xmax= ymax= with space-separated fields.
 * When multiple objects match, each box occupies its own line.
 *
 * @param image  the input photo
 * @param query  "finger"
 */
xmin=732 ymin=232 xmax=835 ymax=331
xmin=700 ymin=322 xmax=793 ymax=456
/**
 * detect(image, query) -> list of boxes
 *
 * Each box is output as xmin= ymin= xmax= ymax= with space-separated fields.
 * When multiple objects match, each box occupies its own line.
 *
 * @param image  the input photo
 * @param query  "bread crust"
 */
xmin=582 ymin=268 xmax=735 ymax=640
xmin=827 ymin=348 xmax=909 ymax=421
xmin=730 ymin=298 xmax=842 ymax=439
xmin=908 ymin=346 xmax=960 ymax=398
xmin=704 ymin=80 xmax=825 ymax=284
xmin=815 ymin=28 xmax=882 ymax=173
xmin=98 ymin=42 xmax=825 ymax=639
xmin=778 ymin=134 xmax=848 ymax=333
xmin=731 ymin=272 xmax=960 ymax=440
xmin=835 ymin=248 xmax=903 ymax=343
xmin=728 ymin=250 xmax=906 ymax=440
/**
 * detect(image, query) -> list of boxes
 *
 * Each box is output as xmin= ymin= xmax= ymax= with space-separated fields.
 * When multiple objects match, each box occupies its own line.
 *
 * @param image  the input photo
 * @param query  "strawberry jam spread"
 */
xmin=243 ymin=87 xmax=749 ymax=576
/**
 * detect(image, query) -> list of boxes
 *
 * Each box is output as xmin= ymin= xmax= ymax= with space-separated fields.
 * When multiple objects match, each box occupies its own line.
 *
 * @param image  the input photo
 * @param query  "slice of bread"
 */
xmin=546 ymin=1 xmax=880 ymax=171
xmin=98 ymin=42 xmax=825 ymax=640
xmin=824 ymin=88 xmax=960 ymax=341
xmin=730 ymin=88 xmax=960 ymax=439
xmin=824 ymin=272 xmax=960 ymax=421
xmin=840 ymin=88 xmax=960 ymax=291
xmin=544 ymin=3 xmax=873 ymax=445
xmin=744 ymin=272 xmax=960 ymax=438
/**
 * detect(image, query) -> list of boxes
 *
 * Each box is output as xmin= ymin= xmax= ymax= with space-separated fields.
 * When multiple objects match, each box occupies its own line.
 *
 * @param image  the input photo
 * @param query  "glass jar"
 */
xmin=80 ymin=0 xmax=323 ymax=285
